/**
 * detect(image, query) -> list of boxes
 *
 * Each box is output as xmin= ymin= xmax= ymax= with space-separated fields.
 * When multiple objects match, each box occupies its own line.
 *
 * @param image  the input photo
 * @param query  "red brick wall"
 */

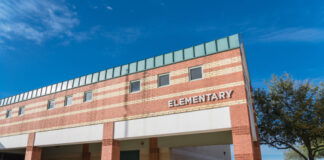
xmin=0 ymin=49 xmax=248 ymax=137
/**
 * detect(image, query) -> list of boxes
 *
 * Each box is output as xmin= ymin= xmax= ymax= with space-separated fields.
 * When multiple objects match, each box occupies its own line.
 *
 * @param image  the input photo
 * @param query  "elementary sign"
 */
xmin=168 ymin=90 xmax=233 ymax=108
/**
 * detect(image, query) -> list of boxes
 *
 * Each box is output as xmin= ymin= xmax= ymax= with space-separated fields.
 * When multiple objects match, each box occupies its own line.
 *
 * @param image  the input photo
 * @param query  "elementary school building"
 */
xmin=0 ymin=34 xmax=262 ymax=160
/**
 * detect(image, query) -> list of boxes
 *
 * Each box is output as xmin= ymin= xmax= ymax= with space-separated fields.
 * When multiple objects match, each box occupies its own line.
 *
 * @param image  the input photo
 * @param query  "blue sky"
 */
xmin=0 ymin=0 xmax=323 ymax=159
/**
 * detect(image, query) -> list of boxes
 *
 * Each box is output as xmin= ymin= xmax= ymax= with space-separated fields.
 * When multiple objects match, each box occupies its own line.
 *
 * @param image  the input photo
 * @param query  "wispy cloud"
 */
xmin=259 ymin=28 xmax=324 ymax=42
xmin=106 ymin=6 xmax=113 ymax=11
xmin=0 ymin=0 xmax=79 ymax=43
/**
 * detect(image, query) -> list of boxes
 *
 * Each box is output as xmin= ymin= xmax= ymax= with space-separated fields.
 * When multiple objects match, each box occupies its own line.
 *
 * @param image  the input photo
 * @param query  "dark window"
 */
xmin=47 ymin=100 xmax=55 ymax=110
xmin=6 ymin=109 xmax=12 ymax=118
xmin=65 ymin=95 xmax=73 ymax=106
xmin=84 ymin=91 xmax=93 ymax=102
xmin=18 ymin=106 xmax=24 ymax=116
xmin=189 ymin=66 xmax=203 ymax=81
xmin=130 ymin=80 xmax=140 ymax=93
xmin=158 ymin=74 xmax=170 ymax=87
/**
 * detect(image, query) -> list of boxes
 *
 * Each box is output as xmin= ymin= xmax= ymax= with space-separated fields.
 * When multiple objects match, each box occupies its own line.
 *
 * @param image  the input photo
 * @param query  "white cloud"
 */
xmin=106 ymin=6 xmax=113 ymax=10
xmin=259 ymin=28 xmax=324 ymax=42
xmin=0 ymin=0 xmax=79 ymax=43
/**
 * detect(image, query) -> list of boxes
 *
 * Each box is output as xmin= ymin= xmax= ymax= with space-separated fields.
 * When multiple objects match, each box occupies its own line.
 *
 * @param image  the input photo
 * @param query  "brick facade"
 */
xmin=0 ymin=47 xmax=262 ymax=160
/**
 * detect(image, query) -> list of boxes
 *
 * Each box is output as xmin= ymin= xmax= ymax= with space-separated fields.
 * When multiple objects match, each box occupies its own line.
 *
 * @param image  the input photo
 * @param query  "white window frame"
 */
xmin=47 ymin=100 xmax=55 ymax=110
xmin=84 ymin=91 xmax=93 ymax=102
xmin=189 ymin=65 xmax=203 ymax=81
xmin=6 ymin=109 xmax=12 ymax=118
xmin=130 ymin=80 xmax=141 ymax=93
xmin=18 ymin=106 xmax=25 ymax=116
xmin=65 ymin=95 xmax=73 ymax=106
xmin=158 ymin=73 xmax=170 ymax=88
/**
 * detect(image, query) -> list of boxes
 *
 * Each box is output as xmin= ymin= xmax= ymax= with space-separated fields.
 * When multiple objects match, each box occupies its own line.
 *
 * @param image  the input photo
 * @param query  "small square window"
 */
xmin=158 ymin=74 xmax=170 ymax=87
xmin=65 ymin=95 xmax=73 ymax=106
xmin=189 ymin=66 xmax=203 ymax=81
xmin=18 ymin=106 xmax=25 ymax=116
xmin=130 ymin=80 xmax=140 ymax=93
xmin=84 ymin=91 xmax=93 ymax=102
xmin=6 ymin=109 xmax=12 ymax=118
xmin=47 ymin=100 xmax=55 ymax=110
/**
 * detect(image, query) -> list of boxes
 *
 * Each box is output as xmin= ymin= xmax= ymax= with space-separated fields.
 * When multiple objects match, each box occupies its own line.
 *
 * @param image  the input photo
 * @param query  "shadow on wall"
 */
xmin=170 ymin=145 xmax=231 ymax=160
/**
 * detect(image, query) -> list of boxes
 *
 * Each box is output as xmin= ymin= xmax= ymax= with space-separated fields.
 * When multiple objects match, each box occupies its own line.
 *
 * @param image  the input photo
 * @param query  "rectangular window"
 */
xmin=6 ymin=109 xmax=12 ymax=118
xmin=65 ymin=95 xmax=73 ymax=106
xmin=47 ymin=100 xmax=55 ymax=110
xmin=158 ymin=73 xmax=170 ymax=87
xmin=84 ymin=91 xmax=93 ymax=102
xmin=189 ymin=66 xmax=203 ymax=81
xmin=18 ymin=106 xmax=25 ymax=116
xmin=130 ymin=80 xmax=140 ymax=93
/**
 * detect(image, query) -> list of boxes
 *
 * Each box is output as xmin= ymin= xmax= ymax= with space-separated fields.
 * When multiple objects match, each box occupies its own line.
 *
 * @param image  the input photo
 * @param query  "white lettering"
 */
xmin=226 ymin=90 xmax=233 ymax=98
xmin=185 ymin=97 xmax=192 ymax=104
xmin=168 ymin=90 xmax=234 ymax=107
xmin=219 ymin=92 xmax=225 ymax=99
xmin=205 ymin=93 xmax=212 ymax=101
xmin=211 ymin=93 xmax=219 ymax=101
xmin=174 ymin=100 xmax=179 ymax=106
xmin=193 ymin=96 xmax=198 ymax=104
xmin=168 ymin=100 xmax=173 ymax=107
xmin=199 ymin=95 xmax=205 ymax=103
xmin=179 ymin=98 xmax=185 ymax=105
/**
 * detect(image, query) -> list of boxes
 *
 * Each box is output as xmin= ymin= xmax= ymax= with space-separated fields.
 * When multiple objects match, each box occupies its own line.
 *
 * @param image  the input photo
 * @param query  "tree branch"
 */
xmin=312 ymin=146 xmax=324 ymax=157
xmin=263 ymin=140 xmax=308 ymax=160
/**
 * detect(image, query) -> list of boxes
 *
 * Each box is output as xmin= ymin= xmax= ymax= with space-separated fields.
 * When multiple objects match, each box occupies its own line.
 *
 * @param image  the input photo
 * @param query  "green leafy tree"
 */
xmin=284 ymin=144 xmax=324 ymax=160
xmin=253 ymin=74 xmax=324 ymax=160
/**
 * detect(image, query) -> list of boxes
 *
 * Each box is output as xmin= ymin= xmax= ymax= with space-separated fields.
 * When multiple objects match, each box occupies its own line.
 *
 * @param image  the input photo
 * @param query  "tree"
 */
xmin=253 ymin=74 xmax=324 ymax=160
xmin=284 ymin=144 xmax=324 ymax=160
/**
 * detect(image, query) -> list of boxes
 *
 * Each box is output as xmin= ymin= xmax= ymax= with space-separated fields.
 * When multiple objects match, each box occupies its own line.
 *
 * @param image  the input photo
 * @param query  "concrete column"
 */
xmin=140 ymin=148 xmax=149 ymax=160
xmin=230 ymin=104 xmax=257 ymax=160
xmin=25 ymin=133 xmax=42 ymax=160
xmin=101 ymin=122 xmax=120 ymax=160
xmin=159 ymin=147 xmax=170 ymax=160
xmin=149 ymin=138 xmax=159 ymax=160
xmin=82 ymin=144 xmax=91 ymax=160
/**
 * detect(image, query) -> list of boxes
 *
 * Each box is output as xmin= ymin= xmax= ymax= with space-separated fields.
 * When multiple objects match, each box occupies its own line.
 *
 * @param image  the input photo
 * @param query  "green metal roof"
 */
xmin=0 ymin=34 xmax=241 ymax=107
